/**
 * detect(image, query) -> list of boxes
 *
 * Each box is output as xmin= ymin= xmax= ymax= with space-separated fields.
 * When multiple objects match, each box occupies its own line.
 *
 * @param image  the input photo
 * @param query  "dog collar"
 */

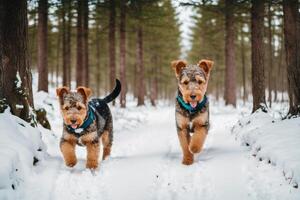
xmin=65 ymin=103 xmax=96 ymax=135
xmin=176 ymin=94 xmax=208 ymax=114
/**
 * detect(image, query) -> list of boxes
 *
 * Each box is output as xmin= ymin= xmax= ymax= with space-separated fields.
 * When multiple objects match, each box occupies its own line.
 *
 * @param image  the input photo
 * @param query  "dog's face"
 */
xmin=171 ymin=59 xmax=213 ymax=108
xmin=56 ymin=86 xmax=92 ymax=129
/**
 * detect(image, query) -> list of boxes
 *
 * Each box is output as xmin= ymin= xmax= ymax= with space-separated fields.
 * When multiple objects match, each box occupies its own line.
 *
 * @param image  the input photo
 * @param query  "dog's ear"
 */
xmin=56 ymin=87 xmax=69 ymax=104
xmin=171 ymin=60 xmax=187 ymax=78
xmin=198 ymin=59 xmax=213 ymax=75
xmin=76 ymin=86 xmax=92 ymax=101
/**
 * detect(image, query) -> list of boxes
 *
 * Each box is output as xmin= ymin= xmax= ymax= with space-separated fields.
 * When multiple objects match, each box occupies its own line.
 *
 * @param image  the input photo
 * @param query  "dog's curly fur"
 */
xmin=171 ymin=59 xmax=213 ymax=165
xmin=56 ymin=80 xmax=120 ymax=169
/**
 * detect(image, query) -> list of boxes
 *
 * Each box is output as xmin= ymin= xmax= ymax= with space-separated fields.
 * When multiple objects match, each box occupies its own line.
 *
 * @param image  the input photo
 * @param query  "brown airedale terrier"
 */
xmin=171 ymin=59 xmax=213 ymax=165
xmin=56 ymin=79 xmax=121 ymax=169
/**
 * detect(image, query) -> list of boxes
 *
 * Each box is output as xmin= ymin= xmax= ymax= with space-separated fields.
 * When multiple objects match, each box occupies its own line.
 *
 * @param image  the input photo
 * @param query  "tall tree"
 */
xmin=76 ymin=0 xmax=84 ymax=86
xmin=0 ymin=0 xmax=34 ymax=122
xmin=283 ymin=0 xmax=300 ymax=116
xmin=136 ymin=23 xmax=145 ymax=106
xmin=95 ymin=0 xmax=101 ymax=96
xmin=240 ymin=28 xmax=247 ymax=103
xmin=267 ymin=2 xmax=273 ymax=107
xmin=119 ymin=0 xmax=127 ymax=108
xmin=37 ymin=0 xmax=48 ymax=92
xmin=251 ymin=0 xmax=266 ymax=112
xmin=109 ymin=0 xmax=116 ymax=104
xmin=62 ymin=0 xmax=71 ymax=87
xmin=82 ymin=0 xmax=89 ymax=86
xmin=224 ymin=0 xmax=236 ymax=107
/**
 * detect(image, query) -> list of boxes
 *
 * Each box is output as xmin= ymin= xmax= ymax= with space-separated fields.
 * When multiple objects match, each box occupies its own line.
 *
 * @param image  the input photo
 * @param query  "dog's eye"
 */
xmin=183 ymin=81 xmax=189 ymax=85
xmin=198 ymin=80 xmax=203 ymax=84
xmin=64 ymin=106 xmax=69 ymax=111
xmin=77 ymin=106 xmax=82 ymax=110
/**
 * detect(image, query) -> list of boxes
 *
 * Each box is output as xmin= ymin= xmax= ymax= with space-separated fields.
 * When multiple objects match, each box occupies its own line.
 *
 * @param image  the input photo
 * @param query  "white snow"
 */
xmin=0 ymin=109 xmax=45 ymax=200
xmin=232 ymin=109 xmax=300 ymax=189
xmin=15 ymin=71 xmax=22 ymax=88
xmin=1 ymin=82 xmax=300 ymax=200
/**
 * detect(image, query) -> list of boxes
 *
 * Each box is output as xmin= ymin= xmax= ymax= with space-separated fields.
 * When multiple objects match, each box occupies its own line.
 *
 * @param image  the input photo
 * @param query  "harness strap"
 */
xmin=176 ymin=94 xmax=208 ymax=114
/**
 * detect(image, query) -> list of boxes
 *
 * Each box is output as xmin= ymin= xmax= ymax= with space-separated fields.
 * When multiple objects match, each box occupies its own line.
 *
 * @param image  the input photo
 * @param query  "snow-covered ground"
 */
xmin=1 ymin=86 xmax=300 ymax=200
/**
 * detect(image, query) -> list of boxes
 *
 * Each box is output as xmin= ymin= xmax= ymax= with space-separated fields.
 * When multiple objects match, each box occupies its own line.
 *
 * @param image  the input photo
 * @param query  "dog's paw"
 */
xmin=86 ymin=160 xmax=98 ymax=169
xmin=102 ymin=147 xmax=111 ymax=160
xmin=65 ymin=159 xmax=77 ymax=167
xmin=182 ymin=156 xmax=194 ymax=165
xmin=189 ymin=144 xmax=201 ymax=154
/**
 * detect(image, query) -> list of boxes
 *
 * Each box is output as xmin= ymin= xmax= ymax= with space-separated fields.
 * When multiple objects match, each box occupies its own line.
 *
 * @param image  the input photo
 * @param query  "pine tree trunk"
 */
xmin=120 ymin=0 xmax=126 ymax=108
xmin=241 ymin=30 xmax=247 ymax=104
xmin=0 ymin=1 xmax=3 ymax=101
xmin=224 ymin=0 xmax=236 ymax=107
xmin=251 ymin=0 xmax=266 ymax=113
xmin=56 ymin=24 xmax=61 ymax=87
xmin=0 ymin=0 xmax=34 ymax=122
xmin=95 ymin=1 xmax=101 ymax=97
xmin=76 ymin=0 xmax=84 ymax=86
xmin=150 ymin=56 xmax=158 ymax=106
xmin=109 ymin=0 xmax=116 ymax=105
xmin=267 ymin=2 xmax=273 ymax=107
xmin=137 ymin=25 xmax=145 ymax=106
xmin=83 ymin=0 xmax=89 ymax=86
xmin=37 ymin=0 xmax=48 ymax=92
xmin=66 ymin=0 xmax=71 ymax=87
xmin=62 ymin=0 xmax=70 ymax=87
xmin=283 ymin=0 xmax=300 ymax=116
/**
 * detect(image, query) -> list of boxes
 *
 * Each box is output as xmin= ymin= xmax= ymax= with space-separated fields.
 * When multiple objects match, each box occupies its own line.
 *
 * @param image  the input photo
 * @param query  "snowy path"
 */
xmin=24 ymin=105 xmax=297 ymax=200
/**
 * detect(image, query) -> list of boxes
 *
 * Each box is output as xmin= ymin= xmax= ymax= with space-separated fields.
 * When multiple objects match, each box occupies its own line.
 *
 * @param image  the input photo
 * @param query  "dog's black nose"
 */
xmin=70 ymin=119 xmax=77 ymax=124
xmin=190 ymin=95 xmax=196 ymax=100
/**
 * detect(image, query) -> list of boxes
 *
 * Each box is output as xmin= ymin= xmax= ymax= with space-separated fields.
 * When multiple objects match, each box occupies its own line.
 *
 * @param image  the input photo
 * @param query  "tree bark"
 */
xmin=224 ymin=0 xmax=236 ymax=107
xmin=95 ymin=0 xmax=101 ymax=97
xmin=62 ymin=0 xmax=71 ymax=87
xmin=251 ymin=0 xmax=266 ymax=113
xmin=76 ymin=0 xmax=84 ymax=86
xmin=0 ymin=0 xmax=34 ymax=122
xmin=109 ymin=0 xmax=116 ymax=105
xmin=120 ymin=0 xmax=127 ymax=108
xmin=283 ymin=0 xmax=300 ymax=116
xmin=241 ymin=29 xmax=247 ymax=104
xmin=137 ymin=25 xmax=145 ymax=106
xmin=37 ymin=0 xmax=48 ymax=92
xmin=267 ymin=2 xmax=273 ymax=107
xmin=150 ymin=55 xmax=158 ymax=106
xmin=82 ymin=0 xmax=89 ymax=86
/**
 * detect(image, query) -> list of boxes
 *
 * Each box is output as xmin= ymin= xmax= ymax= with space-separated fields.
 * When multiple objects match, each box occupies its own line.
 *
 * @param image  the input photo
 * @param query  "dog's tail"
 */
xmin=102 ymin=79 xmax=121 ymax=103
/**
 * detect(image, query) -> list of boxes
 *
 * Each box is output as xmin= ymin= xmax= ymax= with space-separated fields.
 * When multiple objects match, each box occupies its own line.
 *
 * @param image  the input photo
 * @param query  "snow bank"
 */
xmin=232 ymin=110 xmax=300 ymax=188
xmin=0 ymin=109 xmax=46 ymax=199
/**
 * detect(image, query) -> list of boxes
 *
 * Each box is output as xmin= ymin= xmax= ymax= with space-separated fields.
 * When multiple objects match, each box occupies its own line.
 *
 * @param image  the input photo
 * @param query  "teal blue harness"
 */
xmin=65 ymin=103 xmax=96 ymax=136
xmin=176 ymin=94 xmax=208 ymax=114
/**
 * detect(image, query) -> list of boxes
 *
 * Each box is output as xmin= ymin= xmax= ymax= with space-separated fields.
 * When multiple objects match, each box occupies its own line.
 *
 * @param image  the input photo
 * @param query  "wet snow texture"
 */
xmin=0 ymin=90 xmax=300 ymax=200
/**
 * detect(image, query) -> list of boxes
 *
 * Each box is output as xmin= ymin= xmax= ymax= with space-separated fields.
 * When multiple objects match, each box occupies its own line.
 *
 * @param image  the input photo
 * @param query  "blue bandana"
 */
xmin=65 ymin=103 xmax=96 ymax=135
xmin=176 ymin=95 xmax=208 ymax=114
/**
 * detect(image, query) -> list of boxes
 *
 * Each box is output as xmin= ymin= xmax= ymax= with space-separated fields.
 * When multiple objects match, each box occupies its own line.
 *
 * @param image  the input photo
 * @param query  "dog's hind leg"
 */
xmin=101 ymin=130 xmax=112 ymax=160
xmin=86 ymin=142 xmax=100 ymax=169
xmin=60 ymin=140 xmax=77 ymax=167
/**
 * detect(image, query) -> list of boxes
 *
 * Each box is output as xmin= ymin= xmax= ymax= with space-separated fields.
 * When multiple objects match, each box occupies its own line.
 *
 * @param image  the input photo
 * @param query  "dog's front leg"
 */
xmin=178 ymin=129 xmax=194 ymax=165
xmin=86 ymin=142 xmax=100 ymax=169
xmin=189 ymin=126 xmax=207 ymax=154
xmin=60 ymin=140 xmax=77 ymax=167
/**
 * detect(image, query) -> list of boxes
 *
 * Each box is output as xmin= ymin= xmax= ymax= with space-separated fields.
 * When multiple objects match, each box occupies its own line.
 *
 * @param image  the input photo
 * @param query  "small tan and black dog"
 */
xmin=56 ymin=79 xmax=121 ymax=169
xmin=171 ymin=59 xmax=213 ymax=165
